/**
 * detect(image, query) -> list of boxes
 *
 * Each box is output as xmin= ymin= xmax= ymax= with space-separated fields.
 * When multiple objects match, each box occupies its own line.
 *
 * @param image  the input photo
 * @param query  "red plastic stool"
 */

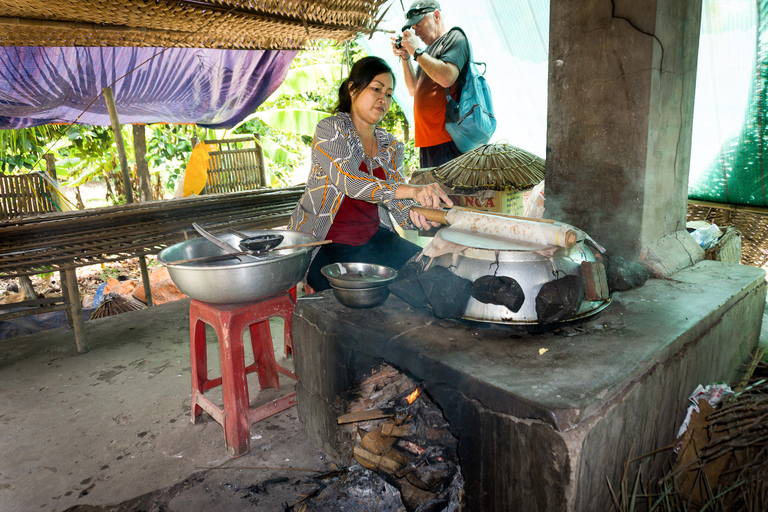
xmin=189 ymin=292 xmax=298 ymax=457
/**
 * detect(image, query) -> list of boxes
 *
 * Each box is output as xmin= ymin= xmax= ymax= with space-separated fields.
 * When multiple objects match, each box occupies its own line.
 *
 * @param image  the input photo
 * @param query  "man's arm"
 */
xmin=392 ymin=36 xmax=417 ymax=96
xmin=413 ymin=52 xmax=459 ymax=88
xmin=401 ymin=57 xmax=417 ymax=97
xmin=398 ymin=29 xmax=461 ymax=89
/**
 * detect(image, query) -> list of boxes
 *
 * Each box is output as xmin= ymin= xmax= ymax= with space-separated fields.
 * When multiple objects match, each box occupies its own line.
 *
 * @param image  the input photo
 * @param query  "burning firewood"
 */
xmin=353 ymin=445 xmax=405 ymax=475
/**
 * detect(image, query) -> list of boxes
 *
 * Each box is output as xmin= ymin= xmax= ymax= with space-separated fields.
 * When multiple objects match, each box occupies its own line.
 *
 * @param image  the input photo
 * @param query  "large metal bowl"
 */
xmin=158 ymin=229 xmax=317 ymax=304
xmin=329 ymin=284 xmax=391 ymax=308
xmin=321 ymin=262 xmax=398 ymax=289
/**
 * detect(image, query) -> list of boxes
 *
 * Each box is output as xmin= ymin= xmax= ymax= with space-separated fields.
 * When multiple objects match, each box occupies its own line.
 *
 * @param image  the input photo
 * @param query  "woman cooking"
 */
xmin=289 ymin=56 xmax=453 ymax=291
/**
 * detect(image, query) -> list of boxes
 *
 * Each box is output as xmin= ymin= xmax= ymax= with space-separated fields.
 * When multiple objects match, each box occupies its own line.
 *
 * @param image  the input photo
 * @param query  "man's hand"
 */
xmin=391 ymin=35 xmax=410 ymax=60
xmin=398 ymin=29 xmax=423 ymax=58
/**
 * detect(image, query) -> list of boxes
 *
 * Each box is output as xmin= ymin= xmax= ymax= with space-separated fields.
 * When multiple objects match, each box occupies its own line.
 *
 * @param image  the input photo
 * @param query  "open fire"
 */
xmin=305 ymin=365 xmax=463 ymax=511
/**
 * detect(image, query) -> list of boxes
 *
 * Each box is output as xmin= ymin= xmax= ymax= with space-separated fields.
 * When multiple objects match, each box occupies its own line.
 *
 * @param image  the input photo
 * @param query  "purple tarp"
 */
xmin=0 ymin=47 xmax=297 ymax=129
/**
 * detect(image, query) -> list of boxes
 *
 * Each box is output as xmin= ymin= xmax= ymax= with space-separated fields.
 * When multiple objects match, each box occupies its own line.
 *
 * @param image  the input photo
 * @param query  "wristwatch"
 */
xmin=414 ymin=48 xmax=425 ymax=61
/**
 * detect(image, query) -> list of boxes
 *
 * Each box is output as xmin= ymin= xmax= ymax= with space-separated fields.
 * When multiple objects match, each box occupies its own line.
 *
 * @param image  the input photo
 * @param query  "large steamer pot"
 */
xmin=427 ymin=233 xmax=610 ymax=324
xmin=158 ymin=229 xmax=317 ymax=304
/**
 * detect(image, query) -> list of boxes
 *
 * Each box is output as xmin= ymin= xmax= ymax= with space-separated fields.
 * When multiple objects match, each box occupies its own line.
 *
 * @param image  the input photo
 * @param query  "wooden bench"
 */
xmin=202 ymin=136 xmax=267 ymax=195
xmin=1 ymin=185 xmax=303 ymax=353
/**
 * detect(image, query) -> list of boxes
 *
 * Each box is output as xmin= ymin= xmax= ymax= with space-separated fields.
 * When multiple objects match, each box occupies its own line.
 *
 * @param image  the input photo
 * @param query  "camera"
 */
xmin=395 ymin=35 xmax=403 ymax=50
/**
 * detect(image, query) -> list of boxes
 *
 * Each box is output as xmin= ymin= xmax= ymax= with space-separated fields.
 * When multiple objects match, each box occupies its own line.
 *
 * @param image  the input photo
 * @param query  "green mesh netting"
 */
xmin=689 ymin=1 xmax=766 ymax=206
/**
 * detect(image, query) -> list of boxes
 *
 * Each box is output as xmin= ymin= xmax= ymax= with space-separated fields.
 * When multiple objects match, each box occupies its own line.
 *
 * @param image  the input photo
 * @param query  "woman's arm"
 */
xmin=382 ymin=138 xmax=454 ymax=230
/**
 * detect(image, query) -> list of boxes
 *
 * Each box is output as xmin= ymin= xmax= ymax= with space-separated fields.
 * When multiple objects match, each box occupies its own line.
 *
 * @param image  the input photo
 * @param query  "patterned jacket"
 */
xmin=289 ymin=112 xmax=417 ymax=241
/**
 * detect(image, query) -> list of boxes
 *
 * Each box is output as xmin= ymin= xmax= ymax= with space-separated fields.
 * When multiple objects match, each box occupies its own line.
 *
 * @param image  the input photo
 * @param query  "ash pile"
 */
xmin=305 ymin=365 xmax=463 ymax=512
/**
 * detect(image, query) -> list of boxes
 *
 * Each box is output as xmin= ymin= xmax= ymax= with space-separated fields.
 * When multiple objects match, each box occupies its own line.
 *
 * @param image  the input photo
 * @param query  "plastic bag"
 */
xmin=523 ymin=180 xmax=545 ymax=218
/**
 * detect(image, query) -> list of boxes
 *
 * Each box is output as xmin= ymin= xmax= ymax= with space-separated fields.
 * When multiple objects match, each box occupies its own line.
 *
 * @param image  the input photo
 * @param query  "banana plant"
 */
xmin=229 ymin=63 xmax=345 ymax=185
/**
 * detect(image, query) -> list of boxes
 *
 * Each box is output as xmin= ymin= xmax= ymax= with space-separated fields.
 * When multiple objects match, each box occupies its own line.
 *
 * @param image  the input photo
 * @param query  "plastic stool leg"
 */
xmin=190 ymin=317 xmax=208 ymax=422
xmin=247 ymin=320 xmax=280 ymax=390
xmin=218 ymin=313 xmax=251 ymax=457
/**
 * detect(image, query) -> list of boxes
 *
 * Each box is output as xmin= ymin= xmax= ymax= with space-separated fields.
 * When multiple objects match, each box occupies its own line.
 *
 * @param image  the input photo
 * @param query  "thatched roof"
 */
xmin=0 ymin=0 xmax=386 ymax=49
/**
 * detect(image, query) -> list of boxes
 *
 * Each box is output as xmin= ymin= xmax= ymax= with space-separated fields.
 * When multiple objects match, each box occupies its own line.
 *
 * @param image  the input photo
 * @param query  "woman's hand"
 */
xmin=395 ymin=183 xmax=454 ymax=229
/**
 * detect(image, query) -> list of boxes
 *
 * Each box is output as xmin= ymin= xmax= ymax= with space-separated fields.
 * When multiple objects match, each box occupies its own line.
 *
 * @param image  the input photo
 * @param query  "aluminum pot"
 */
xmin=158 ymin=229 xmax=317 ymax=304
xmin=426 ymin=229 xmax=610 ymax=324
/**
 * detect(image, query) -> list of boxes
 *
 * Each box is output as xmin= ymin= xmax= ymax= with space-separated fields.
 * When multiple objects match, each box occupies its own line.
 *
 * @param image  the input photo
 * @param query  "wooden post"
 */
xmin=59 ymin=270 xmax=73 ymax=328
xmin=139 ymin=256 xmax=154 ymax=307
xmin=103 ymin=87 xmax=134 ymax=204
xmin=64 ymin=268 xmax=88 ymax=353
xmin=18 ymin=275 xmax=37 ymax=301
xmin=255 ymin=133 xmax=267 ymax=188
xmin=133 ymin=124 xmax=152 ymax=202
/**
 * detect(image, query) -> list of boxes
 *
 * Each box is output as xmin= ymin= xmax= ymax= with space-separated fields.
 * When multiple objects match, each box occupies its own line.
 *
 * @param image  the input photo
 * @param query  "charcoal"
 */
xmin=389 ymin=260 xmax=429 ymax=308
xmin=406 ymin=461 xmax=453 ymax=492
xmin=417 ymin=266 xmax=473 ymax=319
xmin=535 ymin=275 xmax=585 ymax=324
xmin=605 ymin=254 xmax=649 ymax=291
xmin=472 ymin=275 xmax=525 ymax=312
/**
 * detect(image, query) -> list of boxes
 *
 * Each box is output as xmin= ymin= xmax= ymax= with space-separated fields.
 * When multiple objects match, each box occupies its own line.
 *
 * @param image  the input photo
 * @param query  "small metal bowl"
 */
xmin=329 ymin=284 xmax=391 ymax=308
xmin=321 ymin=262 xmax=398 ymax=290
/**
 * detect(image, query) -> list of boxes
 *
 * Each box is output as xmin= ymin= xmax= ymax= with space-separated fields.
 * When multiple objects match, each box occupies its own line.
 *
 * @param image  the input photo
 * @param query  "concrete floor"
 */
xmin=2 ymin=287 xmax=767 ymax=512
xmin=0 ymin=298 xmax=337 ymax=512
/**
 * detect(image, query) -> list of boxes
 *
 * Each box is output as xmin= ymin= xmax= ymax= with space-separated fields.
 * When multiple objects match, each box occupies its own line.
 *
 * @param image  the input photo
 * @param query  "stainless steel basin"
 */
xmin=158 ymin=229 xmax=317 ymax=304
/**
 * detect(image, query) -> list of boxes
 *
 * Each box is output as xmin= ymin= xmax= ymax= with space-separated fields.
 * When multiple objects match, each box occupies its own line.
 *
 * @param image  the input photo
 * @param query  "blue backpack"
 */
xmin=444 ymin=28 xmax=497 ymax=153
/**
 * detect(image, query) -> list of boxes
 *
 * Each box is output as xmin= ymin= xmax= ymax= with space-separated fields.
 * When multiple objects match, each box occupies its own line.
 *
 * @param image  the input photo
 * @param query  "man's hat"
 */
xmin=402 ymin=0 xmax=440 ymax=32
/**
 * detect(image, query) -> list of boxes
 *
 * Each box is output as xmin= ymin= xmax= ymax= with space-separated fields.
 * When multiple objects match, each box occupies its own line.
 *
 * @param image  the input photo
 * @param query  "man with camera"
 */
xmin=392 ymin=0 xmax=470 ymax=168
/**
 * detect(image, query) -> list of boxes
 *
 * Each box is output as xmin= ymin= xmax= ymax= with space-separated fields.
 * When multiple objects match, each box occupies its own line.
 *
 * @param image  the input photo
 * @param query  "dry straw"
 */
xmin=432 ymin=143 xmax=545 ymax=193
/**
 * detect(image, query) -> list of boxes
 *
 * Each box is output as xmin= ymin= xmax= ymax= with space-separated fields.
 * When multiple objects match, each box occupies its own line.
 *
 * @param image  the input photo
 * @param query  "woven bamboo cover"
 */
xmin=0 ymin=0 xmax=385 ymax=49
xmin=687 ymin=203 xmax=768 ymax=269
xmin=432 ymin=143 xmax=545 ymax=192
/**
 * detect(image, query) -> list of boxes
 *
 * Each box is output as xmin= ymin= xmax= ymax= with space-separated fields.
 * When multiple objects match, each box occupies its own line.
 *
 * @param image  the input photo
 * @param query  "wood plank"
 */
xmin=337 ymin=408 xmax=396 ymax=424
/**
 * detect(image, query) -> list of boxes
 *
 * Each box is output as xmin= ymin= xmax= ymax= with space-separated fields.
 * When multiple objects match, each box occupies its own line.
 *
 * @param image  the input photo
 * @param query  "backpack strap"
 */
xmin=444 ymin=27 xmax=476 ymax=102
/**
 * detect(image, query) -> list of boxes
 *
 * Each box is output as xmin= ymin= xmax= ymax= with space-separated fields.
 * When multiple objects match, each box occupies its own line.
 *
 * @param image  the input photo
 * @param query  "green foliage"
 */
xmin=57 ymin=125 xmax=118 ymax=187
xmin=0 ymin=125 xmax=65 ymax=173
xmin=145 ymin=124 xmax=199 ymax=190
xmin=232 ymin=41 xmax=416 ymax=186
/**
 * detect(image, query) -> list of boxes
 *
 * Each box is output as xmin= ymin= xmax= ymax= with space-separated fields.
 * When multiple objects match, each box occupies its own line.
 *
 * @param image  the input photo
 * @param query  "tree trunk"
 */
xmin=133 ymin=124 xmax=152 ymax=201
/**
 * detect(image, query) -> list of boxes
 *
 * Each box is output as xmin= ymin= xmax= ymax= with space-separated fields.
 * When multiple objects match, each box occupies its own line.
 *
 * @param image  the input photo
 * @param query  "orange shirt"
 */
xmin=413 ymin=28 xmax=469 ymax=148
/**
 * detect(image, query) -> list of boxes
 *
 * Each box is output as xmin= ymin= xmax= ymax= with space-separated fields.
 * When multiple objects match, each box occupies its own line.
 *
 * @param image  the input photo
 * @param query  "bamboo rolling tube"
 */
xmin=411 ymin=207 xmax=582 ymax=248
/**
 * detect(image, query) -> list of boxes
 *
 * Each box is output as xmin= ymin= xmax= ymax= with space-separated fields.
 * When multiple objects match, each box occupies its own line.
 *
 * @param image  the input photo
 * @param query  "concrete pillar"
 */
xmin=545 ymin=0 xmax=703 ymax=259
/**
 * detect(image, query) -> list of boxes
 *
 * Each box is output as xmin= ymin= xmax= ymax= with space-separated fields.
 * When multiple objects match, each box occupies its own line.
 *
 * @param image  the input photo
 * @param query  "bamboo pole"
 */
xmin=103 ymin=87 xmax=134 ymax=204
xmin=104 ymin=89 xmax=154 ymax=306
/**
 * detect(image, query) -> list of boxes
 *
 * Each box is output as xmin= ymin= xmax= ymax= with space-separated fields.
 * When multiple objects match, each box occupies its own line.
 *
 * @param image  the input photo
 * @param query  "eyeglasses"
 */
xmin=406 ymin=7 xmax=435 ymax=19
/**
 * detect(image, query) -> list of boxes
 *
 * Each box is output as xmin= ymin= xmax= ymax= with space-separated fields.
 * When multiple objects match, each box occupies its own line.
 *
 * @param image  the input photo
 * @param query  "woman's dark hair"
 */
xmin=334 ymin=56 xmax=396 ymax=114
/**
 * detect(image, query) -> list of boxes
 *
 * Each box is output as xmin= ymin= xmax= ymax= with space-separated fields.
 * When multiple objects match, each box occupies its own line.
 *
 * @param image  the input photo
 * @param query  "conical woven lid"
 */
xmin=432 ymin=143 xmax=545 ymax=192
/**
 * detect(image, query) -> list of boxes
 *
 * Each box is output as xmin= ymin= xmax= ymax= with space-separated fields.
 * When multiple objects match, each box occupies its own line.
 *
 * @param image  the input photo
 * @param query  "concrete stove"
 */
xmin=291 ymin=260 xmax=765 ymax=511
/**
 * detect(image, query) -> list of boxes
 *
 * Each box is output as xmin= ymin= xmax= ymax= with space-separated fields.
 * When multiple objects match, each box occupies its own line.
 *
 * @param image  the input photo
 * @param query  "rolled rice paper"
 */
xmin=444 ymin=209 xmax=583 ymax=248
